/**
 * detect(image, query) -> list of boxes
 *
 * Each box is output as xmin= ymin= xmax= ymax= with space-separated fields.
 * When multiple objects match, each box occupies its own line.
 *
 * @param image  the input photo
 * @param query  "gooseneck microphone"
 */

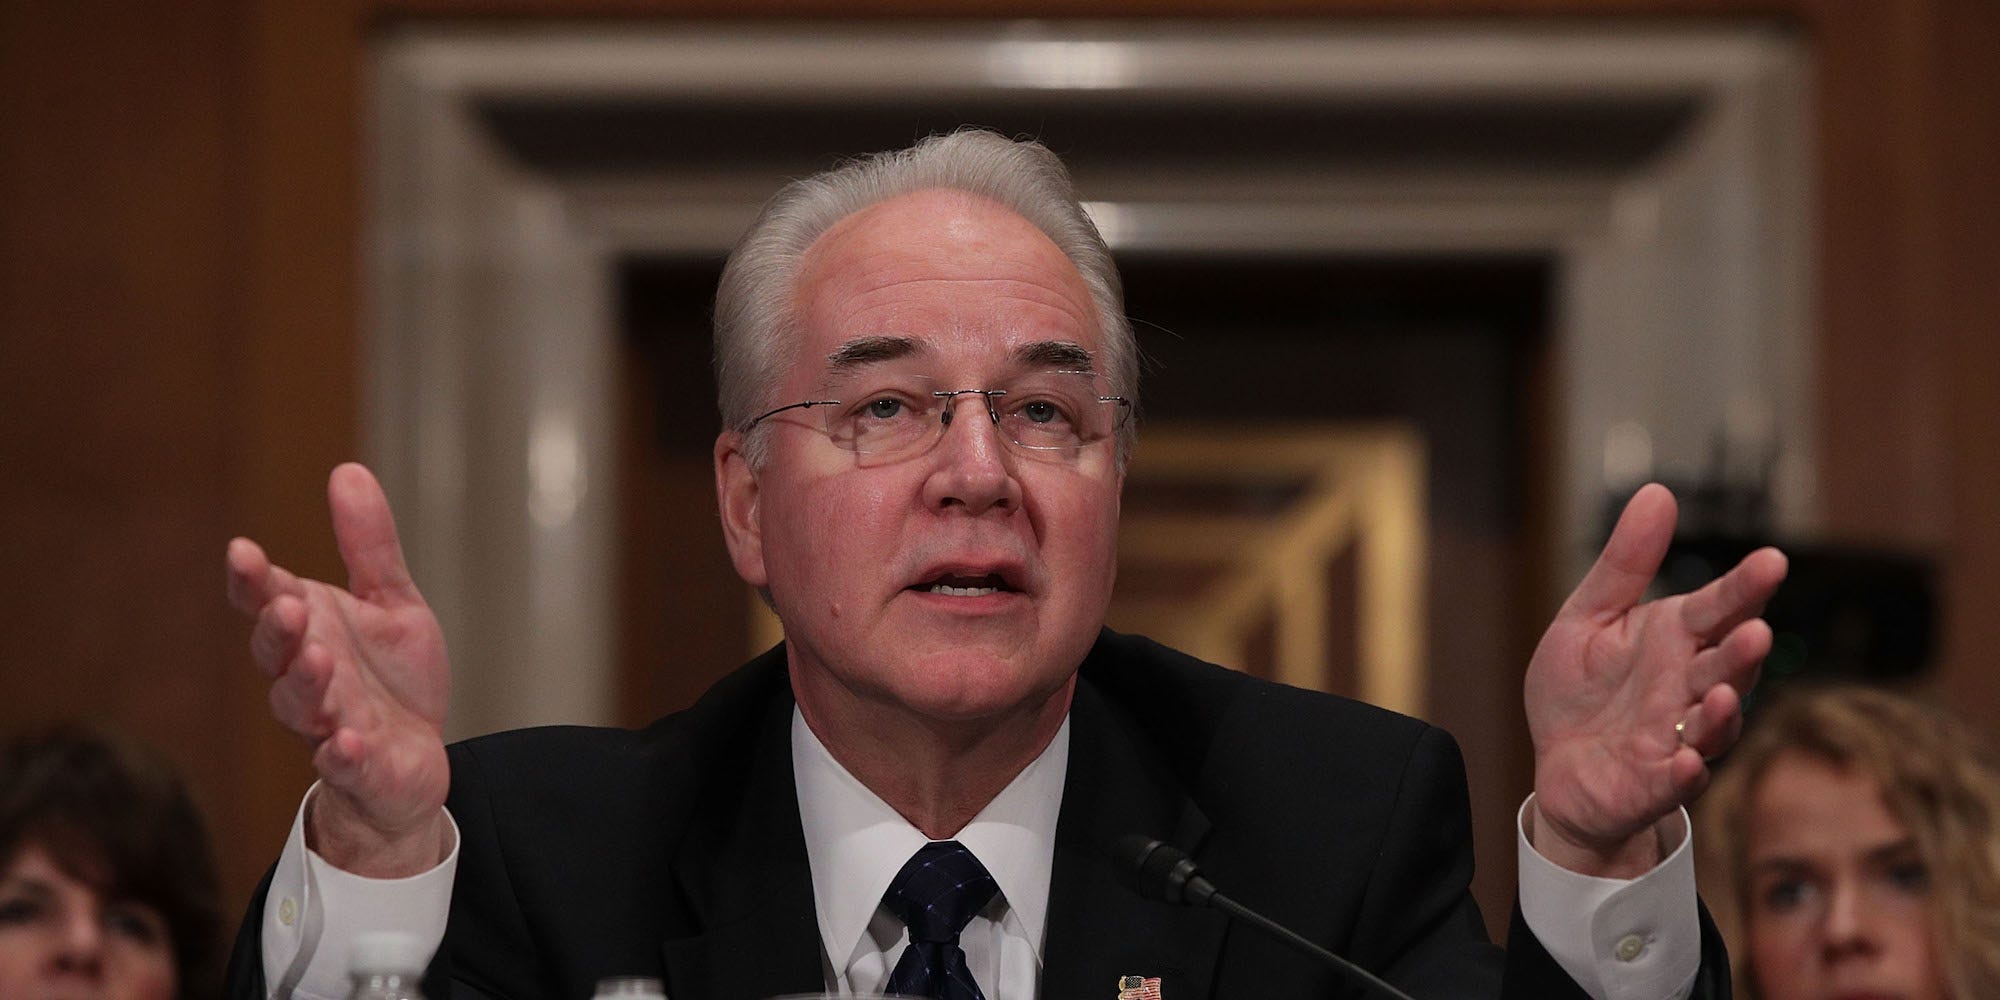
xmin=1116 ymin=835 xmax=1417 ymax=1000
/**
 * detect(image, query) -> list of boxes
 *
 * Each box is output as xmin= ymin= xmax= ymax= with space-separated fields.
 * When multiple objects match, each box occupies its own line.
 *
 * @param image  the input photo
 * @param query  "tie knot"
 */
xmin=882 ymin=841 xmax=1000 ymax=944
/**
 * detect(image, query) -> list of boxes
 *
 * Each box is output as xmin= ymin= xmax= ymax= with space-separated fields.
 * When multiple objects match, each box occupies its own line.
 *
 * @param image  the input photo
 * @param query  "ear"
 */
xmin=714 ymin=430 xmax=768 ymax=587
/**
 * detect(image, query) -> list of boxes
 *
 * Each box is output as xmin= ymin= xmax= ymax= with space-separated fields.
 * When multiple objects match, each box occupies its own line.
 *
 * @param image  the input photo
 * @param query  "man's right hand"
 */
xmin=226 ymin=462 xmax=451 ymax=877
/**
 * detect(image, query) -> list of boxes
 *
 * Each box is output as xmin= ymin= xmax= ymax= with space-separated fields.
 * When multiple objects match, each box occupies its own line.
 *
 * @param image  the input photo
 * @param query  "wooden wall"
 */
xmin=3 ymin=0 xmax=1994 ymax=934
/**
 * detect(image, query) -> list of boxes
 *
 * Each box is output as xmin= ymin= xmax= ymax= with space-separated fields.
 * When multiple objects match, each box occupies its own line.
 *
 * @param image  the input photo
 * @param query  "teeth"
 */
xmin=929 ymin=583 xmax=999 ymax=597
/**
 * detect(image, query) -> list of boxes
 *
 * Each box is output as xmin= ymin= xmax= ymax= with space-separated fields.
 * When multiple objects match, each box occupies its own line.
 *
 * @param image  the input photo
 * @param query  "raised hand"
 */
xmin=1524 ymin=483 xmax=1788 ymax=876
xmin=226 ymin=463 xmax=451 ymax=876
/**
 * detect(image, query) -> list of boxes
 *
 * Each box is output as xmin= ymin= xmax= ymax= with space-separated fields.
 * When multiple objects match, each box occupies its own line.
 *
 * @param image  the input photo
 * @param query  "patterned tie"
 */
xmin=881 ymin=840 xmax=1000 ymax=1000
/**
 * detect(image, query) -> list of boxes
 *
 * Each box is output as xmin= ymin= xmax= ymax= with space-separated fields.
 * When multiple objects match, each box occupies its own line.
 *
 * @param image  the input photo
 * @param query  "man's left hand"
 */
xmin=1525 ymin=483 xmax=1788 ymax=877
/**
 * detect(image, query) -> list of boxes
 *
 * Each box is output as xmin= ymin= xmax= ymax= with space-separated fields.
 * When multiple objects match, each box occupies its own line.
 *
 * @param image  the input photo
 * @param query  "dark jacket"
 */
xmin=229 ymin=629 xmax=1731 ymax=998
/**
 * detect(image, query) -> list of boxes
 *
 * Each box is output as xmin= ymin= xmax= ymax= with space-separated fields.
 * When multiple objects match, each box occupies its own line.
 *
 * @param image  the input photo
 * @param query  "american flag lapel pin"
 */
xmin=1117 ymin=974 xmax=1162 ymax=999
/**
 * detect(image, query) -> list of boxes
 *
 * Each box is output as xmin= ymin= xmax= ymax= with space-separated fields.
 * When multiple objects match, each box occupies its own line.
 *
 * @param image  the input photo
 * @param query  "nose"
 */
xmin=922 ymin=391 xmax=1022 ymax=515
xmin=50 ymin=907 xmax=105 ymax=978
xmin=1820 ymin=879 xmax=1877 ymax=959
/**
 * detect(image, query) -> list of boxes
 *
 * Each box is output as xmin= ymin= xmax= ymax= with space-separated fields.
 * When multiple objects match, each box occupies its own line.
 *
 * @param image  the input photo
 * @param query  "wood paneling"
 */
xmin=0 ymin=0 xmax=255 ymax=900
xmin=1937 ymin=0 xmax=2000 ymax=719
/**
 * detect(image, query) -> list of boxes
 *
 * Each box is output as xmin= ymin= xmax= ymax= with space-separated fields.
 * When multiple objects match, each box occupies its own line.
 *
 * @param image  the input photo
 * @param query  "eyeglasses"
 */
xmin=742 ymin=370 xmax=1132 ymax=461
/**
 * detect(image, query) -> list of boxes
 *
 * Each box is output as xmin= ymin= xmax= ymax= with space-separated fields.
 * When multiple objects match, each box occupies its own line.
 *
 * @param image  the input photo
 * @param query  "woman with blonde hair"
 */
xmin=1697 ymin=685 xmax=2000 ymax=999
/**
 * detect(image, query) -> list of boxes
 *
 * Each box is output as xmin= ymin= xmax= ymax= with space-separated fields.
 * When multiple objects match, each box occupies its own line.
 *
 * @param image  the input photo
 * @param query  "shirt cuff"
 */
xmin=1516 ymin=796 xmax=1698 ymax=1000
xmin=260 ymin=783 xmax=459 ymax=1000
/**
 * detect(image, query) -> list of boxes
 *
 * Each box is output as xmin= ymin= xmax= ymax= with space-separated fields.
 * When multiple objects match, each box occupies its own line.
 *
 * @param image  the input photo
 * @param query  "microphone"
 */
xmin=1115 ymin=835 xmax=1417 ymax=1000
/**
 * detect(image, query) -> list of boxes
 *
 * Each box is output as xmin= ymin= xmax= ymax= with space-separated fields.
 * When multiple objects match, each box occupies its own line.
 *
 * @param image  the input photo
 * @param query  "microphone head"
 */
xmin=1114 ymin=834 xmax=1203 ymax=905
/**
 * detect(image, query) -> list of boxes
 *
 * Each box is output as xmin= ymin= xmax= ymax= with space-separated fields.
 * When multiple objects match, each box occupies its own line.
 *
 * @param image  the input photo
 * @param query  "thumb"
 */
xmin=328 ymin=463 xmax=420 ymax=604
xmin=1563 ymin=483 xmax=1677 ymax=619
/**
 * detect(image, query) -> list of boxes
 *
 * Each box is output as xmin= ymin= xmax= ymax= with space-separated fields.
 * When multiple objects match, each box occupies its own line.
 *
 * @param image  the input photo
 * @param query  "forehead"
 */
xmin=2 ymin=840 xmax=108 ymax=895
xmin=788 ymin=188 xmax=1101 ymax=379
xmin=1747 ymin=752 xmax=1910 ymax=856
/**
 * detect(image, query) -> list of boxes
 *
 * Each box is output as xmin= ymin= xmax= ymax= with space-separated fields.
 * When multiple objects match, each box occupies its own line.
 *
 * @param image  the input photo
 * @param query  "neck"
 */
xmin=792 ymin=669 xmax=1076 ymax=839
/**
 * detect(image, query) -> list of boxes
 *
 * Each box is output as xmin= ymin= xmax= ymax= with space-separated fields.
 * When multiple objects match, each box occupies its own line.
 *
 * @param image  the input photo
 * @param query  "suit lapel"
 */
xmin=1042 ymin=672 xmax=1228 ymax=1000
xmin=658 ymin=658 xmax=826 ymax=1000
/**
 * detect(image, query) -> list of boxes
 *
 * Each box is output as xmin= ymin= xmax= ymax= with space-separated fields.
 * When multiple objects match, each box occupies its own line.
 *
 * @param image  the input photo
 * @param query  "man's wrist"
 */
xmin=1526 ymin=799 xmax=1673 ymax=879
xmin=305 ymin=787 xmax=450 ymax=878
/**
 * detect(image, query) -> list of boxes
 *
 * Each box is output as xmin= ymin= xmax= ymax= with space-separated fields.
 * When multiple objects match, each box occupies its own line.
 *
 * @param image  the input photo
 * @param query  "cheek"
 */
xmin=0 ymin=938 xmax=38 ymax=986
xmin=1042 ymin=478 xmax=1121 ymax=574
xmin=1748 ymin=918 xmax=1813 ymax=978
xmin=1890 ymin=917 xmax=1948 ymax=988
xmin=105 ymin=946 xmax=177 ymax=1000
xmin=764 ymin=472 xmax=907 ymax=588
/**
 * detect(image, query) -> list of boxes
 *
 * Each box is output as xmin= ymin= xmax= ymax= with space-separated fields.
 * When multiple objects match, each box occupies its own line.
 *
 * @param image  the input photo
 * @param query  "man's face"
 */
xmin=716 ymin=188 xmax=1123 ymax=730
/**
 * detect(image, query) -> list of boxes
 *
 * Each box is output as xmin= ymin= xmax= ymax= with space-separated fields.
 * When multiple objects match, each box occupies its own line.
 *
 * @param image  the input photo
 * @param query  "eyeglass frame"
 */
xmin=739 ymin=370 xmax=1132 ymax=458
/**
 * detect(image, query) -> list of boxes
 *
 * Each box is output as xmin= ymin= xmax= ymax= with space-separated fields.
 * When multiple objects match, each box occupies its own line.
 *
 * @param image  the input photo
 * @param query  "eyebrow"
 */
xmin=1747 ymin=837 xmax=1922 ymax=875
xmin=825 ymin=337 xmax=1096 ymax=373
xmin=1016 ymin=340 xmax=1096 ymax=371
xmin=0 ymin=877 xmax=51 ymax=897
xmin=1866 ymin=837 xmax=1923 ymax=864
xmin=826 ymin=336 xmax=923 ymax=369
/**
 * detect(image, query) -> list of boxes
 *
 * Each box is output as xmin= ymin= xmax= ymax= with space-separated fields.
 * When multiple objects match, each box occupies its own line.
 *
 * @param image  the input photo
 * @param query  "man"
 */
xmin=224 ymin=131 xmax=1786 ymax=999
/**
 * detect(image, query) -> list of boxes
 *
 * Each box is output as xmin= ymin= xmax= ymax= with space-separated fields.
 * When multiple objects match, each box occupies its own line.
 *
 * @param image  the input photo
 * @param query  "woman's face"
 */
xmin=0 ymin=842 xmax=176 ymax=1000
xmin=1745 ymin=750 xmax=1949 ymax=1000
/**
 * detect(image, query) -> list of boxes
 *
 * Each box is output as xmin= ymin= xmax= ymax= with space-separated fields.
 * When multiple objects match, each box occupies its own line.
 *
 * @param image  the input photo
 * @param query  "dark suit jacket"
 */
xmin=228 ymin=629 xmax=1730 ymax=999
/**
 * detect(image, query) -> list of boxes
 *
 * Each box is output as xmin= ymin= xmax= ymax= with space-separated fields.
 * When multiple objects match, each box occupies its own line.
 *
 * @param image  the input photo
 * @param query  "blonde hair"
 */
xmin=1697 ymin=685 xmax=2000 ymax=998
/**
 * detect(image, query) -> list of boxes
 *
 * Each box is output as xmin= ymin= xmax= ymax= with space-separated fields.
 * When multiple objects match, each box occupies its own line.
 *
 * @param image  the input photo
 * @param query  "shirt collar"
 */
xmin=792 ymin=706 xmax=1070 ymax=979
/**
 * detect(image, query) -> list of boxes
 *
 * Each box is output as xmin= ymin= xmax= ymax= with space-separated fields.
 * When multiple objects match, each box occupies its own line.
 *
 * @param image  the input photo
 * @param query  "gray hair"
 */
xmin=713 ymin=129 xmax=1137 ymax=463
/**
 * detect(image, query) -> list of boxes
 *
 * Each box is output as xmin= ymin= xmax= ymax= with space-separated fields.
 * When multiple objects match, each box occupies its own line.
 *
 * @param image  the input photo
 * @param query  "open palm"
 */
xmin=1525 ymin=484 xmax=1787 ymax=867
xmin=227 ymin=463 xmax=451 ymax=862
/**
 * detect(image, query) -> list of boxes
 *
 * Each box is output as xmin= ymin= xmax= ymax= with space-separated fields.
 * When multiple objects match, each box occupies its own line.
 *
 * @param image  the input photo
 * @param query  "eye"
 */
xmin=0 ymin=897 xmax=42 ymax=924
xmin=864 ymin=397 xmax=905 ymax=420
xmin=103 ymin=903 xmax=166 ymax=945
xmin=1019 ymin=399 xmax=1066 ymax=425
xmin=1759 ymin=877 xmax=1813 ymax=912
xmin=1886 ymin=859 xmax=1930 ymax=893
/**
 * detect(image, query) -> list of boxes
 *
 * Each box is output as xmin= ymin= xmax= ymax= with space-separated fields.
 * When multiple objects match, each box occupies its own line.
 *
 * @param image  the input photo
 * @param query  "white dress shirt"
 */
xmin=793 ymin=707 xmax=1067 ymax=1000
xmin=261 ymin=717 xmax=1698 ymax=1000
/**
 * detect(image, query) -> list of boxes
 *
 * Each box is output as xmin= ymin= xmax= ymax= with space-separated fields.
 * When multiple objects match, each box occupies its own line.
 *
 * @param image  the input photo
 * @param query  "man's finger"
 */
xmin=313 ymin=728 xmax=371 ymax=792
xmin=1677 ymin=683 xmax=1746 ymax=762
xmin=250 ymin=596 xmax=308 ymax=678
xmin=269 ymin=642 xmax=340 ymax=743
xmin=1680 ymin=547 xmax=1789 ymax=639
xmin=1684 ymin=617 xmax=1773 ymax=698
xmin=327 ymin=463 xmax=420 ymax=605
xmin=225 ymin=537 xmax=306 ymax=614
xmin=1563 ymin=483 xmax=1678 ymax=619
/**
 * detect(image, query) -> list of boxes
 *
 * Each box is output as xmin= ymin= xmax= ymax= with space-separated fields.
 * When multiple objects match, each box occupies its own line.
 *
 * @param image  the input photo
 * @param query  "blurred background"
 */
xmin=2 ymin=0 xmax=1994 ymax=940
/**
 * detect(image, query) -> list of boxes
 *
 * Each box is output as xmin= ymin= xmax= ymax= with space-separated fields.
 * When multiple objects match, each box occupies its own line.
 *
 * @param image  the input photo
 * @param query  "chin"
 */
xmin=884 ymin=651 xmax=1064 ymax=721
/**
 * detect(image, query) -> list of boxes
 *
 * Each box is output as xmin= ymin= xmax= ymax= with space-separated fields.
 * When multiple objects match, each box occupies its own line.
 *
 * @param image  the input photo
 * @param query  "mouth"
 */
xmin=908 ymin=566 xmax=1027 ymax=598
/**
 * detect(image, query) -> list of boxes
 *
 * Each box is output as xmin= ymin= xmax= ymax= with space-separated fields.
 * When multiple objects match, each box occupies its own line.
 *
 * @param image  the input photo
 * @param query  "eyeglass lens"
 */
xmin=817 ymin=370 xmax=1125 ymax=457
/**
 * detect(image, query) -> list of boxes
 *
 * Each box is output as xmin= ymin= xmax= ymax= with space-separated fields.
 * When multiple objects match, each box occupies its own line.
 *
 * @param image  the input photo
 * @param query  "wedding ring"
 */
xmin=1674 ymin=720 xmax=1688 ymax=744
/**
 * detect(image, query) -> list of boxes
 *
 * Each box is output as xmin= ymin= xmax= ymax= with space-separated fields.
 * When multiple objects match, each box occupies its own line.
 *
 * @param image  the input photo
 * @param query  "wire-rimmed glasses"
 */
xmin=742 ymin=369 xmax=1131 ymax=461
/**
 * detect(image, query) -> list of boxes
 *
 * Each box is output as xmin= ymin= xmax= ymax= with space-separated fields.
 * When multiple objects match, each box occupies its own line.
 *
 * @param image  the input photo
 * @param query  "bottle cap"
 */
xmin=349 ymin=931 xmax=429 ymax=975
xmin=594 ymin=976 xmax=667 ymax=999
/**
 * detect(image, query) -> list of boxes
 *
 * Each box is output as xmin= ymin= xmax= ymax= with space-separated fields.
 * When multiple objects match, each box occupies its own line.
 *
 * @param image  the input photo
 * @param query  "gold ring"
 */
xmin=1674 ymin=720 xmax=1688 ymax=743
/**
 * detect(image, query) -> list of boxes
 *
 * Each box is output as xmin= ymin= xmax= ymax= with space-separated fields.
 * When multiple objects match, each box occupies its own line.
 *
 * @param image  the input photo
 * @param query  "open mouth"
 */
xmin=914 ymin=572 xmax=1016 ymax=597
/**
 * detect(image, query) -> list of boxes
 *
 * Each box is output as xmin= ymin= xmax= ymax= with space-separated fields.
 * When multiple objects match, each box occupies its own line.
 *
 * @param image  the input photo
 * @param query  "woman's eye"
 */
xmin=0 ymin=898 xmax=41 ymax=924
xmin=1760 ymin=878 xmax=1811 ymax=912
xmin=1886 ymin=859 xmax=1930 ymax=893
xmin=104 ymin=905 xmax=164 ymax=944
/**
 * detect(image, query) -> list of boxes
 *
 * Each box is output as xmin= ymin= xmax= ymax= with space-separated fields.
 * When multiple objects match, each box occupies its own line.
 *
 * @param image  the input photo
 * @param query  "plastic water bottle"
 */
xmin=346 ymin=931 xmax=429 ymax=1000
xmin=594 ymin=977 xmax=667 ymax=999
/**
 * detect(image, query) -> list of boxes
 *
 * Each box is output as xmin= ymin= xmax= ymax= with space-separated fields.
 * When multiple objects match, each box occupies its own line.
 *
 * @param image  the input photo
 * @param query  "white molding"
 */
xmin=369 ymin=22 xmax=1813 ymax=738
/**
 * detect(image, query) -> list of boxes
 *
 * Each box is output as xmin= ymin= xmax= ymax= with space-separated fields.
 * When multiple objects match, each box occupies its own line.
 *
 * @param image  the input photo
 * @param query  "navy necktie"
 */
xmin=882 ymin=840 xmax=1000 ymax=1000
